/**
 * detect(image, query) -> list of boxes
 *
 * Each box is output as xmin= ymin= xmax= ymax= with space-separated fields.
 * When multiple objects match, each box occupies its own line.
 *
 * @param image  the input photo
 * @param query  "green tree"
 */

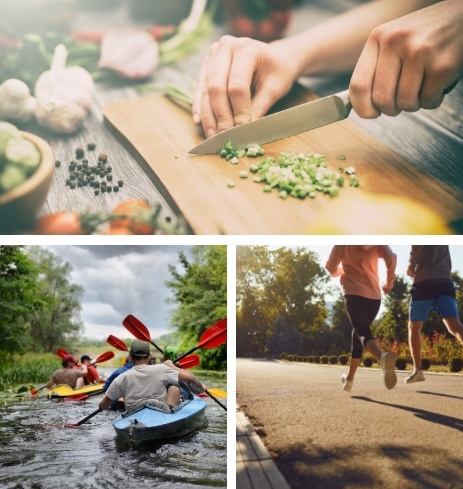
xmin=374 ymin=275 xmax=409 ymax=342
xmin=330 ymin=291 xmax=352 ymax=353
xmin=0 ymin=245 xmax=40 ymax=357
xmin=236 ymin=246 xmax=330 ymax=357
xmin=26 ymin=247 xmax=84 ymax=352
xmin=166 ymin=246 xmax=226 ymax=370
xmin=267 ymin=313 xmax=303 ymax=356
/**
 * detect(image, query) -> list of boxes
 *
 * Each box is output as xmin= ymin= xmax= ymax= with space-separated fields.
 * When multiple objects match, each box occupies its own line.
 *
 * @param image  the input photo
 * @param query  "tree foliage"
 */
xmin=26 ymin=247 xmax=84 ymax=352
xmin=166 ymin=246 xmax=226 ymax=370
xmin=237 ymin=246 xmax=331 ymax=357
xmin=0 ymin=245 xmax=40 ymax=358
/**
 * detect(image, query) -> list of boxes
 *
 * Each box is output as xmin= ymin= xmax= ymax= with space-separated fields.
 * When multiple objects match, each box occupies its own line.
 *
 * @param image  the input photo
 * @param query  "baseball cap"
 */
xmin=81 ymin=355 xmax=91 ymax=363
xmin=163 ymin=345 xmax=179 ymax=361
xmin=130 ymin=340 xmax=150 ymax=357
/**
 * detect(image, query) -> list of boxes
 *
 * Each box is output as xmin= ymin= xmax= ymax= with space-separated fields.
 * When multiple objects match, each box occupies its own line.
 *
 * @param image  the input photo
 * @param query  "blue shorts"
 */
xmin=409 ymin=295 xmax=458 ymax=322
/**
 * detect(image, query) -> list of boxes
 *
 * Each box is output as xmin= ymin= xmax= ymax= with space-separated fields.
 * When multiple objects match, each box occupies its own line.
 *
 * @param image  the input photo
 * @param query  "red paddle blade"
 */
xmin=94 ymin=351 xmax=115 ymax=364
xmin=107 ymin=335 xmax=129 ymax=352
xmin=178 ymin=355 xmax=200 ymax=369
xmin=56 ymin=348 xmax=69 ymax=359
xmin=198 ymin=318 xmax=227 ymax=349
xmin=123 ymin=314 xmax=152 ymax=342
xmin=61 ymin=394 xmax=89 ymax=402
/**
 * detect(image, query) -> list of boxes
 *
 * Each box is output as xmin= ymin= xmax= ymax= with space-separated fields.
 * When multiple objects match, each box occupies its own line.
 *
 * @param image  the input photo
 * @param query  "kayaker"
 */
xmin=325 ymin=245 xmax=398 ymax=393
xmin=80 ymin=355 xmax=106 ymax=384
xmin=405 ymin=245 xmax=463 ymax=384
xmin=98 ymin=340 xmax=206 ymax=414
xmin=46 ymin=354 xmax=88 ymax=389
xmin=162 ymin=345 xmax=190 ymax=401
xmin=103 ymin=356 xmax=133 ymax=392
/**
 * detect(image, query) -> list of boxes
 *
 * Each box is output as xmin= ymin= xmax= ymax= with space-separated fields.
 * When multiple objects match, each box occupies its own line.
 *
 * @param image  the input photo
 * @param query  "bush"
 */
xmin=363 ymin=357 xmax=373 ymax=367
xmin=321 ymin=356 xmax=329 ymax=364
xmin=280 ymin=352 xmax=287 ymax=360
xmin=448 ymin=357 xmax=463 ymax=373
xmin=338 ymin=355 xmax=348 ymax=365
xmin=287 ymin=354 xmax=294 ymax=362
xmin=314 ymin=356 xmax=320 ymax=364
xmin=421 ymin=358 xmax=431 ymax=370
xmin=308 ymin=356 xmax=314 ymax=363
xmin=297 ymin=355 xmax=304 ymax=362
xmin=329 ymin=355 xmax=337 ymax=365
xmin=395 ymin=358 xmax=407 ymax=370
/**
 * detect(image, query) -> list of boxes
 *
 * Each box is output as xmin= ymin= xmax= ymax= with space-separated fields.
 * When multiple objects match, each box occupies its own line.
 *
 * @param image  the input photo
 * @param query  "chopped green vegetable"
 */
xmin=337 ymin=154 xmax=347 ymax=160
xmin=227 ymin=179 xmax=235 ymax=188
xmin=239 ymin=171 xmax=248 ymax=178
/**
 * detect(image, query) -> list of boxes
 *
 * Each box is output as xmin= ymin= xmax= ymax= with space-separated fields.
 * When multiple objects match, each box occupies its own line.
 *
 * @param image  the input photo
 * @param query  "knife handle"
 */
xmin=334 ymin=90 xmax=352 ymax=120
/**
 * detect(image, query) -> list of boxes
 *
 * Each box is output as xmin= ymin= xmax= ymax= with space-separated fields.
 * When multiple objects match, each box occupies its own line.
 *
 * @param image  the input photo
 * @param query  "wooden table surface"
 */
xmin=5 ymin=0 xmax=463 ymax=234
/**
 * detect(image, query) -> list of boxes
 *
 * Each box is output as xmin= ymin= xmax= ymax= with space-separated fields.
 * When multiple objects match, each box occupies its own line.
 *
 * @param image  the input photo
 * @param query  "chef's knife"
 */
xmin=189 ymin=89 xmax=351 ymax=154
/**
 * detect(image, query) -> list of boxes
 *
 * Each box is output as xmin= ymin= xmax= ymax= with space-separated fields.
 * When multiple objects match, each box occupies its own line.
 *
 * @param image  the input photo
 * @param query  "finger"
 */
xmin=251 ymin=75 xmax=289 ymax=120
xmin=226 ymin=44 xmax=256 ymax=126
xmin=205 ymin=36 xmax=237 ymax=135
xmin=192 ymin=49 xmax=210 ymax=126
xmin=419 ymin=72 xmax=459 ymax=110
xmin=349 ymin=33 xmax=381 ymax=119
xmin=395 ymin=57 xmax=424 ymax=113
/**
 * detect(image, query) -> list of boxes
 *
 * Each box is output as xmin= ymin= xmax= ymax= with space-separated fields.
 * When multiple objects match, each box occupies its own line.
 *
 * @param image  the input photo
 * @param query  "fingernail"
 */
xmin=192 ymin=113 xmax=200 ymax=125
xmin=206 ymin=128 xmax=216 ymax=139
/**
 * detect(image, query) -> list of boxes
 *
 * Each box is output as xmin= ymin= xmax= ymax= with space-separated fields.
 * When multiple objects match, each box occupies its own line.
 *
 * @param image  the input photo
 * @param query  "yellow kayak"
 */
xmin=46 ymin=384 xmax=104 ymax=399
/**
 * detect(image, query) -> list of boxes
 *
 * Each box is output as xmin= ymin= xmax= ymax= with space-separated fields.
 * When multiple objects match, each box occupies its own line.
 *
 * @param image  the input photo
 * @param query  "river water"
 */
xmin=0 ymin=372 xmax=227 ymax=489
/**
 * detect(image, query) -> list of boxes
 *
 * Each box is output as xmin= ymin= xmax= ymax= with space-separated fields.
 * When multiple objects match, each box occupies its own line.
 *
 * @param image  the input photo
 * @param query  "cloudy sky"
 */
xmin=35 ymin=245 xmax=195 ymax=340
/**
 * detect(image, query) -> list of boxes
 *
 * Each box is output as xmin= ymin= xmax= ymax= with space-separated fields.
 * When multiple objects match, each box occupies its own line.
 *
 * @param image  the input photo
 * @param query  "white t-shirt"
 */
xmin=105 ymin=364 xmax=179 ymax=406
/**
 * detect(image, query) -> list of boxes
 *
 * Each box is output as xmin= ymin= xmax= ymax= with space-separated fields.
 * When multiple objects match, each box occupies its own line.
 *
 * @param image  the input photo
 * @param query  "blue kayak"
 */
xmin=112 ymin=396 xmax=206 ymax=446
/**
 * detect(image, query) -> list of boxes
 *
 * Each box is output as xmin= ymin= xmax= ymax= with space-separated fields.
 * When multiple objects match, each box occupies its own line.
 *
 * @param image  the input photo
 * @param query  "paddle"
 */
xmin=122 ymin=314 xmax=164 ymax=354
xmin=204 ymin=390 xmax=227 ymax=411
xmin=90 ymin=351 xmax=115 ymax=365
xmin=56 ymin=348 xmax=70 ymax=359
xmin=66 ymin=408 xmax=102 ymax=428
xmin=174 ymin=318 xmax=227 ymax=362
xmin=107 ymin=334 xmax=200 ymax=369
xmin=198 ymin=388 xmax=227 ymax=398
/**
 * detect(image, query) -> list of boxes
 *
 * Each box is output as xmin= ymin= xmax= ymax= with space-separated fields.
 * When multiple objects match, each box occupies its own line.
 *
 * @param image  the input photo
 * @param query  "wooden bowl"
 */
xmin=0 ymin=131 xmax=54 ymax=231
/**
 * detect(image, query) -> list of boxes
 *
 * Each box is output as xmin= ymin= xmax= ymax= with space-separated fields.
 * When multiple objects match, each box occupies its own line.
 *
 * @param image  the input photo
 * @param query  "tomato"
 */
xmin=35 ymin=212 xmax=89 ymax=235
xmin=110 ymin=199 xmax=155 ymax=234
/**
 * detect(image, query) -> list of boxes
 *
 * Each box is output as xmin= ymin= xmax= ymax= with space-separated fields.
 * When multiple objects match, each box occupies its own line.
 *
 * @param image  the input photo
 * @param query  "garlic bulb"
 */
xmin=0 ymin=78 xmax=37 ymax=122
xmin=35 ymin=44 xmax=95 ymax=134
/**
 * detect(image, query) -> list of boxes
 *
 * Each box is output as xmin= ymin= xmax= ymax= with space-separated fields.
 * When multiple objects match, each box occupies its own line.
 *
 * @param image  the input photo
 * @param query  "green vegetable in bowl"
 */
xmin=0 ymin=121 xmax=41 ymax=194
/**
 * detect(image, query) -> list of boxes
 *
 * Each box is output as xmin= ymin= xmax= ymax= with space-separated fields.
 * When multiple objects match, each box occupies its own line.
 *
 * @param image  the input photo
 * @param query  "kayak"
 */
xmin=46 ymin=383 xmax=104 ymax=399
xmin=112 ymin=394 xmax=206 ymax=446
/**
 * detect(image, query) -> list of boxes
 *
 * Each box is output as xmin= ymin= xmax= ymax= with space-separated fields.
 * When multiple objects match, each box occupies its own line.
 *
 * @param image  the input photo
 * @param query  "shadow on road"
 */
xmin=273 ymin=442 xmax=463 ymax=489
xmin=416 ymin=390 xmax=463 ymax=401
xmin=352 ymin=396 xmax=463 ymax=432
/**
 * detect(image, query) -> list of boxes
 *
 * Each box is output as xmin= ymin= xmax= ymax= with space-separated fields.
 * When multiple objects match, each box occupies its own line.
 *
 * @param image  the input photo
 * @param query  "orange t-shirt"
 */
xmin=325 ymin=245 xmax=397 ymax=299
xmin=86 ymin=365 xmax=100 ymax=384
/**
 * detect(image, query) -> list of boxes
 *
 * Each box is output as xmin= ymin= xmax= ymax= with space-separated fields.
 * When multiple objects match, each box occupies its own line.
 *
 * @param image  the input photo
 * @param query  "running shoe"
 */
xmin=404 ymin=368 xmax=425 ymax=383
xmin=341 ymin=373 xmax=353 ymax=392
xmin=380 ymin=352 xmax=397 ymax=389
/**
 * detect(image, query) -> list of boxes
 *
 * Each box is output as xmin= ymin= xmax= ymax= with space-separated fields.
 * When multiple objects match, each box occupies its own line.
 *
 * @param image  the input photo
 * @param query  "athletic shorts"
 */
xmin=409 ymin=295 xmax=458 ymax=322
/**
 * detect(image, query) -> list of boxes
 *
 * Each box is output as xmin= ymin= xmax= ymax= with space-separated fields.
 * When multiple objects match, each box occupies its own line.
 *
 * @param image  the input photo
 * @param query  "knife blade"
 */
xmin=189 ymin=89 xmax=352 ymax=154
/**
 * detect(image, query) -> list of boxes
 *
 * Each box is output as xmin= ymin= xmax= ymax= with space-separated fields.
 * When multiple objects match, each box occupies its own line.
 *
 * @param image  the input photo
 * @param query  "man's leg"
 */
xmin=408 ymin=320 xmax=424 ymax=369
xmin=166 ymin=385 xmax=181 ymax=407
xmin=442 ymin=317 xmax=463 ymax=344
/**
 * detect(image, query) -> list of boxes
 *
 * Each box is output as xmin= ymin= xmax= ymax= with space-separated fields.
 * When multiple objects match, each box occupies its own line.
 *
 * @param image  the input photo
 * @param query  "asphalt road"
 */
xmin=236 ymin=358 xmax=463 ymax=489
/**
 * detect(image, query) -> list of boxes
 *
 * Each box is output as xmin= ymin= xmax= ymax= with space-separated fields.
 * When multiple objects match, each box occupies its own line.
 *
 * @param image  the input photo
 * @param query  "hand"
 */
xmin=382 ymin=283 xmax=392 ymax=294
xmin=350 ymin=0 xmax=463 ymax=118
xmin=406 ymin=267 xmax=415 ymax=277
xmin=192 ymin=35 xmax=298 ymax=138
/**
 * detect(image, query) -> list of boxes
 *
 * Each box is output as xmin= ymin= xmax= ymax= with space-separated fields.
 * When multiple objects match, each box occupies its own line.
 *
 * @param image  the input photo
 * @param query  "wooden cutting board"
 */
xmin=103 ymin=89 xmax=463 ymax=234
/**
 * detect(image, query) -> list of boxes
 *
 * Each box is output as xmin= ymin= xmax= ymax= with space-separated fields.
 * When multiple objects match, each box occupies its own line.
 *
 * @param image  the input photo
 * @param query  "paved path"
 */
xmin=237 ymin=358 xmax=463 ymax=489
xmin=237 ymin=407 xmax=291 ymax=489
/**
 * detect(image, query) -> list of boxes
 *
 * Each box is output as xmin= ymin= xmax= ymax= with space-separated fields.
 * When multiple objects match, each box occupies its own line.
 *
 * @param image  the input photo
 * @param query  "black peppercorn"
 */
xmin=87 ymin=142 xmax=96 ymax=151
xmin=55 ymin=160 xmax=61 ymax=167
xmin=75 ymin=147 xmax=85 ymax=158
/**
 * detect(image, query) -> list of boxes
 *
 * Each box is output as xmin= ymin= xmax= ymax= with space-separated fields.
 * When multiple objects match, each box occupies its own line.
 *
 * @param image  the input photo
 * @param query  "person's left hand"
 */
xmin=350 ymin=0 xmax=462 ymax=118
xmin=382 ymin=283 xmax=392 ymax=293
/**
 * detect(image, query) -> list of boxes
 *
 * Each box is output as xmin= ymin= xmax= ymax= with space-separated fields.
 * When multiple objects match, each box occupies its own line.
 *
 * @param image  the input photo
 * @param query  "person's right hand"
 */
xmin=192 ymin=35 xmax=299 ymax=139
